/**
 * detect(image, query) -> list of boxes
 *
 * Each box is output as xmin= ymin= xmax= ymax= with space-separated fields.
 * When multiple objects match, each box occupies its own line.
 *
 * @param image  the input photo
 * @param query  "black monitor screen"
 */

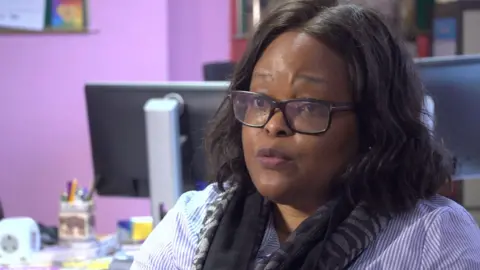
xmin=85 ymin=82 xmax=229 ymax=197
xmin=416 ymin=55 xmax=480 ymax=180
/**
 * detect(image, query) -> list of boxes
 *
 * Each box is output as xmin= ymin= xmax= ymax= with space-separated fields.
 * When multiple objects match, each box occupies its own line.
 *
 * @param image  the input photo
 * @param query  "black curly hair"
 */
xmin=204 ymin=0 xmax=453 ymax=213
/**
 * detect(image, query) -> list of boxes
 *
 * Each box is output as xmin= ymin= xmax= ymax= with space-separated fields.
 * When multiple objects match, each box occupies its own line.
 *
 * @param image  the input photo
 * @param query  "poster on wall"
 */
xmin=49 ymin=0 xmax=88 ymax=30
xmin=0 ymin=0 xmax=46 ymax=31
xmin=433 ymin=18 xmax=457 ymax=56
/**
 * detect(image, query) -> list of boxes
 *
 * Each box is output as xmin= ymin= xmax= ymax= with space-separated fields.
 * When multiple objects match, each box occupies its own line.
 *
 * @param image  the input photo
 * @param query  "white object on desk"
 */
xmin=144 ymin=96 xmax=184 ymax=225
xmin=0 ymin=217 xmax=40 ymax=265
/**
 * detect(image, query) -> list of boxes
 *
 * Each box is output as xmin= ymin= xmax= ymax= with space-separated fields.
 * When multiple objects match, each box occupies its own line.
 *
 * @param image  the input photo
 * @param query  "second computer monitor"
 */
xmin=416 ymin=55 xmax=480 ymax=180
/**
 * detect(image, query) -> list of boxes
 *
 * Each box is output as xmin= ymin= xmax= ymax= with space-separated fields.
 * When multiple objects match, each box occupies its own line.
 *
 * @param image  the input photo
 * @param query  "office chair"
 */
xmin=0 ymin=200 xmax=4 ymax=220
xmin=203 ymin=62 xmax=236 ymax=81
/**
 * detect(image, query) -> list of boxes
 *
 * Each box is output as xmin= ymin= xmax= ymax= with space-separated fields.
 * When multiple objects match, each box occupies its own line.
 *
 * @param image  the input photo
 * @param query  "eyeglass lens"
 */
xmin=232 ymin=91 xmax=331 ymax=133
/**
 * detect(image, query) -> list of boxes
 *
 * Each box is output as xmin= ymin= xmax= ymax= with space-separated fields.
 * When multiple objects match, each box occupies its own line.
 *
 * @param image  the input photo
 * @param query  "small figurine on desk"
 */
xmin=58 ymin=178 xmax=96 ymax=245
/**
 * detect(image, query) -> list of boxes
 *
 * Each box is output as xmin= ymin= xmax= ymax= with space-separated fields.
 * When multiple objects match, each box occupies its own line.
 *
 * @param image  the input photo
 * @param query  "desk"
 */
xmin=58 ymin=253 xmax=134 ymax=270
xmin=3 ymin=238 xmax=139 ymax=270
xmin=6 ymin=252 xmax=135 ymax=270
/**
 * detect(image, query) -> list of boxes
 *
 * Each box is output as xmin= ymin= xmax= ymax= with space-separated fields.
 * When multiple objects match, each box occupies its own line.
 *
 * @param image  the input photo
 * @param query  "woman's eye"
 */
xmin=253 ymin=98 xmax=265 ymax=107
xmin=298 ymin=104 xmax=313 ymax=113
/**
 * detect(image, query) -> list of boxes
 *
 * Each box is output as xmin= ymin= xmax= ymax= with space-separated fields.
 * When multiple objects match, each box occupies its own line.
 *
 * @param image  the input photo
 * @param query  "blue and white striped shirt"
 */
xmin=131 ymin=184 xmax=480 ymax=269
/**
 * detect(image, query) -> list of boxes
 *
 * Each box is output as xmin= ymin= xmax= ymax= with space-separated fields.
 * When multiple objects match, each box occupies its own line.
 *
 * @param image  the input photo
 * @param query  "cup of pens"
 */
xmin=58 ymin=178 xmax=96 ymax=244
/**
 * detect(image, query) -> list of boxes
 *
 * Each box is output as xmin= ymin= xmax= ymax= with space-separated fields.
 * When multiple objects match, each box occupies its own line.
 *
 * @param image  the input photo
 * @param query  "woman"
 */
xmin=132 ymin=1 xmax=480 ymax=269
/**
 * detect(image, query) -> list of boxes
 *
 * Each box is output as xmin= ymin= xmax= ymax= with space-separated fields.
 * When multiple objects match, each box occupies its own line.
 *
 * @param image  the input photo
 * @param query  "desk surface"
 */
xmin=3 ymin=247 xmax=138 ymax=270
xmin=5 ymin=256 xmax=133 ymax=270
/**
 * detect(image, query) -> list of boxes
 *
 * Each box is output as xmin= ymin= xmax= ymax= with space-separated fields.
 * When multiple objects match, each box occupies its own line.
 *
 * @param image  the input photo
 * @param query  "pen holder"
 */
xmin=58 ymin=201 xmax=95 ymax=243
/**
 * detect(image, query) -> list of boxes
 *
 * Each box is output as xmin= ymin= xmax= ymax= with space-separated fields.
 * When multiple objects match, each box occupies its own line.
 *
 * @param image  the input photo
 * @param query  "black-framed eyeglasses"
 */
xmin=230 ymin=90 xmax=354 ymax=135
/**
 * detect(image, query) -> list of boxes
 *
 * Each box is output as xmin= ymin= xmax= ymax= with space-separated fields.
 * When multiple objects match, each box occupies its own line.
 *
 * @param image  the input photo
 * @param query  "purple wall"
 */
xmin=168 ymin=0 xmax=230 ymax=80
xmin=0 ymin=0 xmax=229 ymax=233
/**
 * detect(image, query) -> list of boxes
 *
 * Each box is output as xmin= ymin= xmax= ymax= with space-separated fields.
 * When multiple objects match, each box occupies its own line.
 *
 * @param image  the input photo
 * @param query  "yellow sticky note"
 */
xmin=87 ymin=258 xmax=113 ymax=269
xmin=131 ymin=220 xmax=153 ymax=241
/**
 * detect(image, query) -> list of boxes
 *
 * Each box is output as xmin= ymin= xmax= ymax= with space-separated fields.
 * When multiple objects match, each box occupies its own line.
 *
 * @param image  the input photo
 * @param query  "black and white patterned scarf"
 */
xmin=191 ymin=183 xmax=391 ymax=270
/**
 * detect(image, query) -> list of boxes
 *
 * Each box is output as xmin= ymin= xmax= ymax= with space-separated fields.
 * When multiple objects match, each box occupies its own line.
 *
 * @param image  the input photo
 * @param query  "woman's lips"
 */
xmin=256 ymin=156 xmax=292 ymax=169
xmin=256 ymin=147 xmax=293 ymax=169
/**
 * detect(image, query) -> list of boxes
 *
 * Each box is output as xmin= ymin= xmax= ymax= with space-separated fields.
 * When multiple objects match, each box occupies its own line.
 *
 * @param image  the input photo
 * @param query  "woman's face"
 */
xmin=242 ymin=31 xmax=358 ymax=212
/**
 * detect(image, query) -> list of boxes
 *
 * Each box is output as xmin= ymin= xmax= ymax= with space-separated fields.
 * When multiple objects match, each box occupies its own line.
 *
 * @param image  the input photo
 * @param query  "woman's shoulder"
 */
xmin=131 ymin=183 xmax=223 ymax=269
xmin=413 ymin=194 xmax=478 ymax=226
xmin=157 ymin=182 xmax=224 ymax=240
xmin=408 ymin=195 xmax=480 ymax=267
xmin=357 ymin=195 xmax=480 ymax=269
xmin=172 ymin=183 xmax=223 ymax=222
xmin=174 ymin=183 xmax=225 ymax=236
xmin=393 ymin=194 xmax=479 ymax=245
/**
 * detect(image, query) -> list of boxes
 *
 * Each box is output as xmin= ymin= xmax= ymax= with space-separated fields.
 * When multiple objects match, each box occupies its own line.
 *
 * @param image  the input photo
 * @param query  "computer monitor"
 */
xmin=85 ymin=82 xmax=229 ymax=200
xmin=415 ymin=54 xmax=480 ymax=181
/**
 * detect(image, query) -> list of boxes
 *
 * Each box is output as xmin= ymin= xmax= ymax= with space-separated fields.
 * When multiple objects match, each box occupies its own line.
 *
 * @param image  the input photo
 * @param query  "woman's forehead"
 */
xmin=251 ymin=31 xmax=351 ymax=101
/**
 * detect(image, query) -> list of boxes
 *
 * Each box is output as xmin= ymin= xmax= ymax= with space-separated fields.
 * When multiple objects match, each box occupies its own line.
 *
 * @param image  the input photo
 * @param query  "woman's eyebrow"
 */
xmin=296 ymin=74 xmax=327 ymax=85
xmin=252 ymin=70 xmax=274 ymax=81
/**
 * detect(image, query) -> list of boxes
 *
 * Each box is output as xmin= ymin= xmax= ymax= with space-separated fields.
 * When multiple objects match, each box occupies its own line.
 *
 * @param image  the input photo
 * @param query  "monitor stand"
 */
xmin=144 ymin=96 xmax=184 ymax=225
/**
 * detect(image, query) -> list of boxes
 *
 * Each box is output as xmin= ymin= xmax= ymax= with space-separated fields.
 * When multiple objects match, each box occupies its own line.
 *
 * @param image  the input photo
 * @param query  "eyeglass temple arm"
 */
xmin=331 ymin=102 xmax=354 ymax=111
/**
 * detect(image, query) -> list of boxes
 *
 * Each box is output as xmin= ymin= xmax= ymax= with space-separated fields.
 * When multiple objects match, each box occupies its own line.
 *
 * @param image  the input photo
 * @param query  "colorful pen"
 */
xmin=68 ymin=178 xmax=78 ymax=202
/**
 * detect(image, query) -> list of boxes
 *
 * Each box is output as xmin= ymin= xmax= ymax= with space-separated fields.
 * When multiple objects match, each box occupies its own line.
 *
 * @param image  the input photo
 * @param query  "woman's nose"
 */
xmin=264 ymin=110 xmax=294 ymax=137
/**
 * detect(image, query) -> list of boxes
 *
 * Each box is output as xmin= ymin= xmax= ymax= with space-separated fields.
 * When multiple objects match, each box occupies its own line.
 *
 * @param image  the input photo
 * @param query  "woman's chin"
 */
xmin=253 ymin=178 xmax=296 ymax=203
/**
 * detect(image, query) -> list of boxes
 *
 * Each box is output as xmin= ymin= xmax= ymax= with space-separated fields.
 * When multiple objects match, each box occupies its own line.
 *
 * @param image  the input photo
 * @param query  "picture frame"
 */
xmin=235 ymin=0 xmax=270 ymax=38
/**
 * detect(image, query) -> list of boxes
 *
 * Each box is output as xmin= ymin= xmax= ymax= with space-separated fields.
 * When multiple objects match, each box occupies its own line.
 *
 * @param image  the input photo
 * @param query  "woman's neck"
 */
xmin=273 ymin=203 xmax=317 ymax=242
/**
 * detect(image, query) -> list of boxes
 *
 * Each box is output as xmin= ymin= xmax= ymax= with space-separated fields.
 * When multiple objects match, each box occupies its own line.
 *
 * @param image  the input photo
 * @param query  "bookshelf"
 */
xmin=0 ymin=27 xmax=97 ymax=35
